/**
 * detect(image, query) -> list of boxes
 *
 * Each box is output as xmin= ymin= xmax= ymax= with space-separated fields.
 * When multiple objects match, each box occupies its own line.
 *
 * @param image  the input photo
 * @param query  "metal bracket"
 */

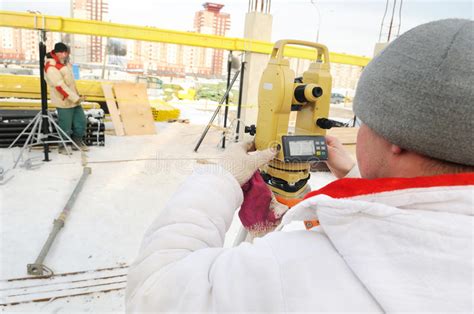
xmin=33 ymin=14 xmax=46 ymax=30
xmin=20 ymin=157 xmax=42 ymax=170
xmin=27 ymin=263 xmax=53 ymax=277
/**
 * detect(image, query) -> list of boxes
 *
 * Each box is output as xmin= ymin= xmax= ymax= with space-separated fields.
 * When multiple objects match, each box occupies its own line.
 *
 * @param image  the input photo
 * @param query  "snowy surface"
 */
xmin=0 ymin=103 xmax=336 ymax=312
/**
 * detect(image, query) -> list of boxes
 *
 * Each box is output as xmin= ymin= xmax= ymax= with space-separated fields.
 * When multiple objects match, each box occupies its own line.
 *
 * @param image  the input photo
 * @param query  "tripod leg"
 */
xmin=222 ymin=51 xmax=233 ymax=149
xmin=52 ymin=118 xmax=71 ymax=155
xmin=36 ymin=115 xmax=43 ymax=146
xmin=49 ymin=115 xmax=81 ymax=151
xmin=194 ymin=70 xmax=241 ymax=152
xmin=12 ymin=115 xmax=41 ymax=169
xmin=8 ymin=112 xmax=40 ymax=149
xmin=193 ymin=105 xmax=222 ymax=152
xmin=235 ymin=61 xmax=246 ymax=142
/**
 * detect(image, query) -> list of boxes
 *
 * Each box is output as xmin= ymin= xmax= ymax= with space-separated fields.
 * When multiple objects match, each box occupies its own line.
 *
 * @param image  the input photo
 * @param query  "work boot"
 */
xmin=58 ymin=145 xmax=72 ymax=155
xmin=73 ymin=138 xmax=90 ymax=152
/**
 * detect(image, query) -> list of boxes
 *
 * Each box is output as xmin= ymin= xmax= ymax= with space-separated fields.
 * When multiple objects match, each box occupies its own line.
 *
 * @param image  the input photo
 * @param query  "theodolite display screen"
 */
xmin=281 ymin=135 xmax=328 ymax=162
xmin=289 ymin=140 xmax=315 ymax=156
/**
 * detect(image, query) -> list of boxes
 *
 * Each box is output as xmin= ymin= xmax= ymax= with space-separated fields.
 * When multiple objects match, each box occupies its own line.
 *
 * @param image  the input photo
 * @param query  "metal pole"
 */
xmin=378 ymin=0 xmax=390 ymax=42
xmin=387 ymin=0 xmax=397 ymax=42
xmin=235 ymin=61 xmax=246 ymax=142
xmin=310 ymin=1 xmax=322 ymax=43
xmin=397 ymin=0 xmax=404 ymax=37
xmin=39 ymin=30 xmax=50 ymax=162
xmin=27 ymin=167 xmax=92 ymax=276
xmin=194 ymin=69 xmax=241 ymax=152
xmin=70 ymin=0 xmax=74 ymax=51
xmin=101 ymin=37 xmax=109 ymax=79
xmin=222 ymin=51 xmax=233 ymax=149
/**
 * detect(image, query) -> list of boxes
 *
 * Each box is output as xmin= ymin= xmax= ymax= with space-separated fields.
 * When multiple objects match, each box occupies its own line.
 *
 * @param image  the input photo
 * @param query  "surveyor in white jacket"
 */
xmin=126 ymin=19 xmax=474 ymax=313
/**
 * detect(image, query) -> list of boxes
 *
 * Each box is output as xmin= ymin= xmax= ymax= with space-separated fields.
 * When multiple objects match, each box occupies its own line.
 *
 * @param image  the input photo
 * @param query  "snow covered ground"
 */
xmin=0 ymin=103 xmax=337 ymax=312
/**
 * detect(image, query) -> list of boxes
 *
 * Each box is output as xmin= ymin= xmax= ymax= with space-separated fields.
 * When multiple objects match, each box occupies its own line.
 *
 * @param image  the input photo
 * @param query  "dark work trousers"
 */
xmin=56 ymin=105 xmax=86 ymax=140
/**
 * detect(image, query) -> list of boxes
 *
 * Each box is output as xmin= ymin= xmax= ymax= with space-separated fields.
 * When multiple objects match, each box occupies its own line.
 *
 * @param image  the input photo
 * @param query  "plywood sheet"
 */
xmin=326 ymin=127 xmax=358 ymax=158
xmin=101 ymin=83 xmax=125 ymax=136
xmin=113 ymin=83 xmax=156 ymax=135
xmin=327 ymin=127 xmax=358 ymax=145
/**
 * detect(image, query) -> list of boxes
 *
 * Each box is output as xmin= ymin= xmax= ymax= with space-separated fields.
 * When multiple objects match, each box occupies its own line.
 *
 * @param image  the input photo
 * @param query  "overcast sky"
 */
xmin=1 ymin=0 xmax=472 ymax=56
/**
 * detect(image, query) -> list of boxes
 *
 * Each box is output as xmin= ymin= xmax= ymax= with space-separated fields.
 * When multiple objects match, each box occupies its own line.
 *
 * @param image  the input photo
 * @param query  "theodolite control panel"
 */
xmin=281 ymin=135 xmax=328 ymax=162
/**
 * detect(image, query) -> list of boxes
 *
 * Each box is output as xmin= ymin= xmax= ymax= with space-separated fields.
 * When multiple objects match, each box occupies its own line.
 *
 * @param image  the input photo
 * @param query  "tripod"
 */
xmin=9 ymin=30 xmax=80 ymax=169
xmin=193 ymin=53 xmax=246 ymax=153
xmin=9 ymin=111 xmax=81 ymax=169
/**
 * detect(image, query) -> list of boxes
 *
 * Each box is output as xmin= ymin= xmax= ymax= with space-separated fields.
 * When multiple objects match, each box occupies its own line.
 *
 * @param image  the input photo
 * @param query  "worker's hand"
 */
xmin=269 ymin=193 xmax=289 ymax=219
xmin=219 ymin=141 xmax=276 ymax=186
xmin=77 ymin=95 xmax=86 ymax=104
xmin=325 ymin=135 xmax=355 ymax=178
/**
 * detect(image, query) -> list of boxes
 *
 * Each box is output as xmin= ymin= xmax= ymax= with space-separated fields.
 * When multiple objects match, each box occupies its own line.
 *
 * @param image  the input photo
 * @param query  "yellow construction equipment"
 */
xmin=177 ymin=88 xmax=196 ymax=101
xmin=0 ymin=10 xmax=371 ymax=67
xmin=149 ymin=99 xmax=181 ymax=122
xmin=0 ymin=100 xmax=100 ymax=110
xmin=0 ymin=74 xmax=105 ymax=102
xmin=250 ymin=40 xmax=332 ymax=198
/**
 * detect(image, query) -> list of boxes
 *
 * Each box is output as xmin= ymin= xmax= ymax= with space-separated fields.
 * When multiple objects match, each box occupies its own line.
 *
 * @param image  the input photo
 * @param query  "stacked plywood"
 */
xmin=101 ymin=83 xmax=156 ymax=136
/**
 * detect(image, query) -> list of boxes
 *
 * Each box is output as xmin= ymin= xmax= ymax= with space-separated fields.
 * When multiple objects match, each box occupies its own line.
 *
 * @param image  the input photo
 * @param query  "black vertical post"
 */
xmin=39 ymin=31 xmax=50 ymax=162
xmin=235 ymin=61 xmax=246 ymax=142
xmin=222 ymin=51 xmax=233 ymax=148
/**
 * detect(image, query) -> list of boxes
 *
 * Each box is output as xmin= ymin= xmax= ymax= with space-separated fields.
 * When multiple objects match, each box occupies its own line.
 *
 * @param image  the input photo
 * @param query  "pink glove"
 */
xmin=239 ymin=172 xmax=289 ymax=237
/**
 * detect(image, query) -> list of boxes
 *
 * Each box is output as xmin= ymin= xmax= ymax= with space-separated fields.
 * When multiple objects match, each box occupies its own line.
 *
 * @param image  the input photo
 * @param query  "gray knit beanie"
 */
xmin=353 ymin=19 xmax=474 ymax=166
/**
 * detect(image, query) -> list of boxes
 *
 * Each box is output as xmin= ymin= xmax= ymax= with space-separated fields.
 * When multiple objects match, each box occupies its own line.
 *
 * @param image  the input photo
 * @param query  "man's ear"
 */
xmin=391 ymin=144 xmax=403 ymax=154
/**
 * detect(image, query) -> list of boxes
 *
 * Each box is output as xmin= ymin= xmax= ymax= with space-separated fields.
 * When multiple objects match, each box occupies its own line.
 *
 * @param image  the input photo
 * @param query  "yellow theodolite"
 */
xmin=245 ymin=40 xmax=332 ymax=199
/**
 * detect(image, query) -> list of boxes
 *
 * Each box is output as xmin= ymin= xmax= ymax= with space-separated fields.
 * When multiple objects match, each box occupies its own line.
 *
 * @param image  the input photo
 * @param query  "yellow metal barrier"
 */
xmin=0 ymin=75 xmax=106 ymax=102
xmin=0 ymin=10 xmax=371 ymax=67
xmin=0 ymin=100 xmax=100 ymax=110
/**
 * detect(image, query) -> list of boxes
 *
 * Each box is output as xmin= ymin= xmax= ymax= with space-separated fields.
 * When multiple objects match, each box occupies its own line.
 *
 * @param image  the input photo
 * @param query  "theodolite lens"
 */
xmin=312 ymin=87 xmax=323 ymax=98
xmin=294 ymin=85 xmax=323 ymax=103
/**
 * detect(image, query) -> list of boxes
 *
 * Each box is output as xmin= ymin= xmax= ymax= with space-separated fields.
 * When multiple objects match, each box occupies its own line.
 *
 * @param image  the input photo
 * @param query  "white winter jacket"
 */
xmin=126 ymin=166 xmax=474 ymax=313
xmin=44 ymin=50 xmax=80 ymax=108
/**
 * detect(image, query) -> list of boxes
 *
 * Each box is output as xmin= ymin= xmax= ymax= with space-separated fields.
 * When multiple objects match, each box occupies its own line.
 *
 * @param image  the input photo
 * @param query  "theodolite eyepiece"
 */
xmin=294 ymin=84 xmax=323 ymax=103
